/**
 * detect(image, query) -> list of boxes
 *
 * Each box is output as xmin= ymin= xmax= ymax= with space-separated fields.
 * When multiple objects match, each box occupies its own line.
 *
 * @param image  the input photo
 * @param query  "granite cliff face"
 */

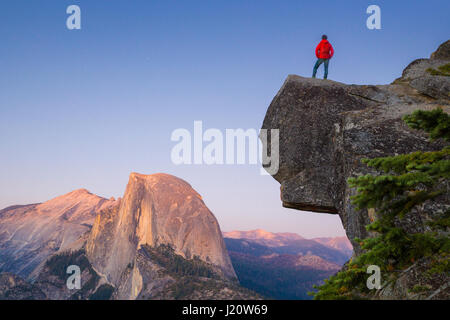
xmin=261 ymin=41 xmax=449 ymax=299
xmin=86 ymin=173 xmax=236 ymax=298
xmin=0 ymin=190 xmax=117 ymax=280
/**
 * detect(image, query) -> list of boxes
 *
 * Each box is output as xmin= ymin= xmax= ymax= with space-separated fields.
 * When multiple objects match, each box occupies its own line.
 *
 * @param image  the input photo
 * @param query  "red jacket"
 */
xmin=315 ymin=40 xmax=334 ymax=59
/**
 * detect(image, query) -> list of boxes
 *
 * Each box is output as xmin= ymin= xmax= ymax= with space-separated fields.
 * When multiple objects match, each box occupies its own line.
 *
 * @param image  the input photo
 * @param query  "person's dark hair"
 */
xmin=322 ymin=35 xmax=328 ymax=40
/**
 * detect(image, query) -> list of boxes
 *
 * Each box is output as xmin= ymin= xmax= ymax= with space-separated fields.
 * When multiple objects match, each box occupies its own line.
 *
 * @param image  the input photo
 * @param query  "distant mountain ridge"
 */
xmin=223 ymin=230 xmax=352 ymax=299
xmin=223 ymin=229 xmax=353 ymax=263
xmin=224 ymin=229 xmax=304 ymax=247
xmin=260 ymin=40 xmax=450 ymax=300
xmin=0 ymin=173 xmax=257 ymax=300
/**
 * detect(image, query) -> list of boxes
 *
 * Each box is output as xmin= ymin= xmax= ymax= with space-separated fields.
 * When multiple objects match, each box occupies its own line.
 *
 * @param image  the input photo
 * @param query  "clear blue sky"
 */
xmin=0 ymin=0 xmax=448 ymax=237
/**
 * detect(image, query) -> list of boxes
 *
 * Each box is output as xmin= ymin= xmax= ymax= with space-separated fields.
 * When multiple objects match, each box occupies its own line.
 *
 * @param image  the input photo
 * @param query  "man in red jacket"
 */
xmin=312 ymin=35 xmax=334 ymax=79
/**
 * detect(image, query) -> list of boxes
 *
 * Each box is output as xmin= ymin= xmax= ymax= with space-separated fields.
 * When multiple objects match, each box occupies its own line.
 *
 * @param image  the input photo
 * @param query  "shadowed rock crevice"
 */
xmin=282 ymin=201 xmax=338 ymax=214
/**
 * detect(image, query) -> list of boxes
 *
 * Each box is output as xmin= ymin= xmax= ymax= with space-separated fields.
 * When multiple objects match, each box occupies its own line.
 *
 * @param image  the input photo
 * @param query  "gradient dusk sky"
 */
xmin=1 ymin=1 xmax=449 ymax=237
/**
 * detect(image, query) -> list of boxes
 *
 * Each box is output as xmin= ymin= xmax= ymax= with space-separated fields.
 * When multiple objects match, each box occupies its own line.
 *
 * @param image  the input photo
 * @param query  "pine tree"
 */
xmin=313 ymin=108 xmax=450 ymax=300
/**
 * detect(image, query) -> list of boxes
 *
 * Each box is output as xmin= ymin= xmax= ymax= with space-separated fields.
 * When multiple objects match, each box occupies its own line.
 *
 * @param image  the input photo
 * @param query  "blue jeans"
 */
xmin=312 ymin=58 xmax=330 ymax=79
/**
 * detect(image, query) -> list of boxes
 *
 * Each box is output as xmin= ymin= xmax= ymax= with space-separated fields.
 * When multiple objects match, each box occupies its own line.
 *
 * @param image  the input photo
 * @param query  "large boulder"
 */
xmin=261 ymin=40 xmax=450 ymax=254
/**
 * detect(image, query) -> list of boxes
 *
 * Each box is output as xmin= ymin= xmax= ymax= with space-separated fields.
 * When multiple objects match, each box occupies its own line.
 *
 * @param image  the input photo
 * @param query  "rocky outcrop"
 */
xmin=85 ymin=173 xmax=236 ymax=298
xmin=395 ymin=40 xmax=450 ymax=100
xmin=261 ymin=41 xmax=450 ymax=299
xmin=376 ymin=256 xmax=449 ymax=300
xmin=107 ymin=244 xmax=257 ymax=300
xmin=430 ymin=40 xmax=450 ymax=60
xmin=0 ymin=272 xmax=46 ymax=300
xmin=261 ymin=40 xmax=450 ymax=256
xmin=0 ymin=190 xmax=117 ymax=280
